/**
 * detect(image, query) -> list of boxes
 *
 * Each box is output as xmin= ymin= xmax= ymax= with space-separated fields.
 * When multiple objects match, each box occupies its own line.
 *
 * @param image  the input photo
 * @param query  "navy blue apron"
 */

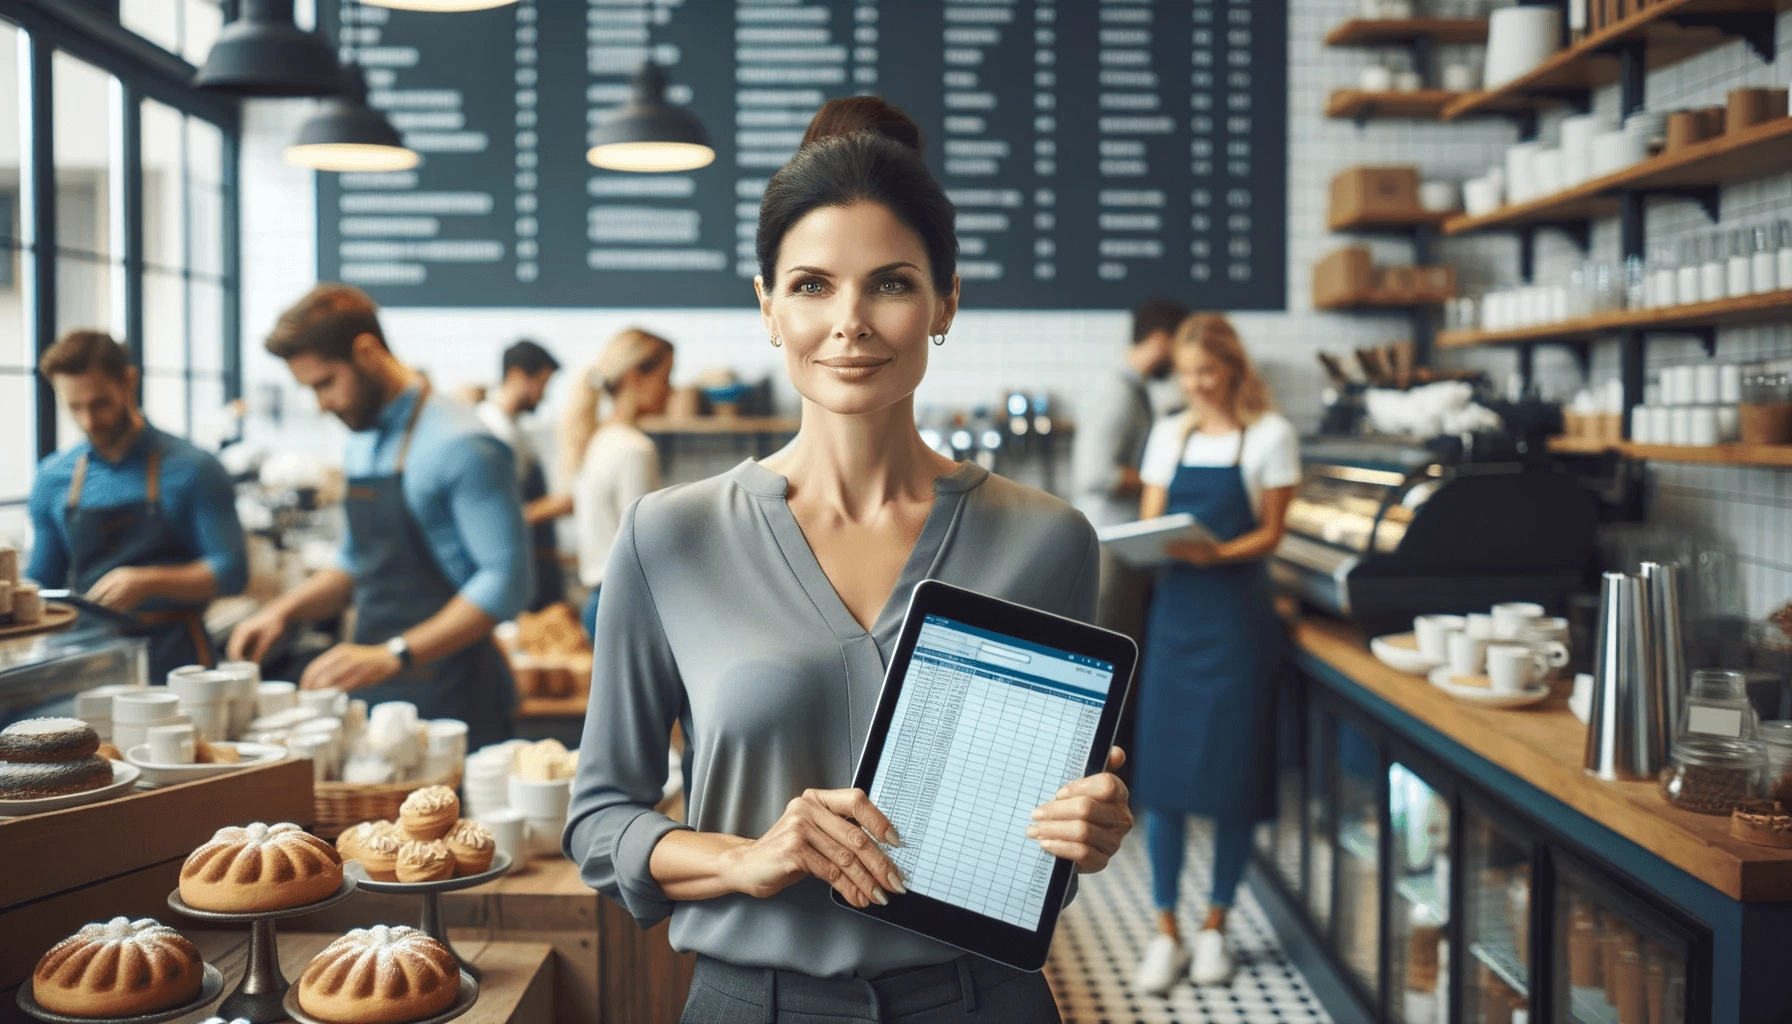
xmin=65 ymin=441 xmax=215 ymax=682
xmin=521 ymin=455 xmax=564 ymax=612
xmin=1134 ymin=430 xmax=1282 ymax=821
xmin=344 ymin=382 xmax=516 ymax=751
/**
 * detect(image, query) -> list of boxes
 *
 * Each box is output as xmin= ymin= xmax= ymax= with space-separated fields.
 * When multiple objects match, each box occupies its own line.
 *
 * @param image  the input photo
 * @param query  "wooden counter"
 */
xmin=1294 ymin=617 xmax=1792 ymax=902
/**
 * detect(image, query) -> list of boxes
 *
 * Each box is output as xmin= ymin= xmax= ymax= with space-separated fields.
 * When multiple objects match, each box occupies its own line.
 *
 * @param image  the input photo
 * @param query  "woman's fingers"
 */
xmin=1054 ymin=769 xmax=1130 ymax=805
xmin=793 ymin=831 xmax=883 ymax=907
xmin=1107 ymin=746 xmax=1127 ymax=771
xmin=812 ymin=788 xmax=901 ymax=848
xmin=1031 ymin=794 xmax=1131 ymax=827
xmin=804 ymin=796 xmax=906 ymax=895
xmin=1027 ymin=816 xmax=1125 ymax=855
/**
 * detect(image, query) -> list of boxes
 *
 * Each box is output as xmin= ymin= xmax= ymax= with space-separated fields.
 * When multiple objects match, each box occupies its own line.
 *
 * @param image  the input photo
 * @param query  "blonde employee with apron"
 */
xmin=1131 ymin=314 xmax=1299 ymax=995
xmin=230 ymin=286 xmax=530 ymax=751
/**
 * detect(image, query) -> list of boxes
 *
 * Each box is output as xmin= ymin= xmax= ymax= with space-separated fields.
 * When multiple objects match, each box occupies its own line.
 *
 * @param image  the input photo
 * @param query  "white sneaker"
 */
xmin=1189 ymin=928 xmax=1236 ymax=986
xmin=1133 ymin=934 xmax=1191 ymax=996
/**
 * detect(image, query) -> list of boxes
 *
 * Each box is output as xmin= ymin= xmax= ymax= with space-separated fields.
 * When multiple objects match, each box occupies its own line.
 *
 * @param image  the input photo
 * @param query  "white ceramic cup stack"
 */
xmin=1559 ymin=113 xmax=1604 ymax=188
xmin=425 ymin=720 xmax=470 ymax=782
xmin=257 ymin=681 xmax=298 ymax=716
xmin=1592 ymin=129 xmax=1646 ymax=176
xmin=291 ymin=717 xmax=345 ymax=780
xmin=463 ymin=747 xmax=514 ymax=819
xmin=73 ymin=683 xmax=148 ymax=744
xmin=1485 ymin=6 xmax=1560 ymax=89
xmin=1448 ymin=632 xmax=1489 ymax=678
xmin=298 ymin=687 xmax=347 ymax=718
xmin=167 ymin=667 xmax=233 ymax=742
xmin=1465 ymin=613 xmax=1495 ymax=640
xmin=479 ymin=809 xmax=527 ymax=874
xmin=1504 ymin=141 xmax=1546 ymax=205
xmin=1413 ymin=614 xmax=1466 ymax=662
xmin=147 ymin=723 xmax=197 ymax=765
xmin=1491 ymin=602 xmax=1545 ymax=639
xmin=509 ymin=775 xmax=571 ymax=859
xmin=215 ymin=661 xmax=262 ymax=740
xmin=112 ymin=690 xmax=186 ymax=752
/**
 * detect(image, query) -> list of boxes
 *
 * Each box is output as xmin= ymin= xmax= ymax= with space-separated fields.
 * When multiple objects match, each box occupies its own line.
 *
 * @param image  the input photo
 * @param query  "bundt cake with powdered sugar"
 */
xmin=296 ymin=925 xmax=459 ymax=1024
xmin=178 ymin=821 xmax=343 ymax=912
xmin=32 ymin=916 xmax=203 ymax=1017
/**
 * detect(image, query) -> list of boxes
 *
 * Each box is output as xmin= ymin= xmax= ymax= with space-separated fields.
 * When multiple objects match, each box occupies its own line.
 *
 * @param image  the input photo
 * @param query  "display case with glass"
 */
xmin=1258 ymin=671 xmax=1306 ymax=898
xmin=1306 ymin=697 xmax=1334 ymax=933
xmin=1336 ymin=718 xmax=1382 ymax=998
xmin=1554 ymin=861 xmax=1690 ymax=1024
xmin=0 ymin=631 xmax=148 ymax=725
xmin=1464 ymin=807 xmax=1533 ymax=1024
xmin=1391 ymin=762 xmax=1451 ymax=1024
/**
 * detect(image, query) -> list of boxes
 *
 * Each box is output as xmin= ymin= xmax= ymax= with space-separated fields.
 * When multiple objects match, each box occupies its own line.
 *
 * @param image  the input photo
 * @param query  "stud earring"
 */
xmin=770 ymin=335 xmax=782 ymax=348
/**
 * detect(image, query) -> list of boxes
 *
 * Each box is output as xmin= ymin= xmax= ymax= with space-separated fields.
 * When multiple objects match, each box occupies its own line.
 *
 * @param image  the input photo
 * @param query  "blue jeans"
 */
xmin=581 ymin=585 xmax=601 ymax=641
xmin=1147 ymin=809 xmax=1252 ymax=912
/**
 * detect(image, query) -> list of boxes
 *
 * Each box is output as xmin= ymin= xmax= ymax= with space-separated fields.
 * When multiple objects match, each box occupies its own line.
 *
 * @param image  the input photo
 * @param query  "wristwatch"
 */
xmin=384 ymin=635 xmax=415 ymax=670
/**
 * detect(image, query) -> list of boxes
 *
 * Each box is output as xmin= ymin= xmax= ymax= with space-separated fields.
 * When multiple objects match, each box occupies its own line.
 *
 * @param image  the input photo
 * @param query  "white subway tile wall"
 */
xmin=237 ymin=4 xmax=1791 ymax=616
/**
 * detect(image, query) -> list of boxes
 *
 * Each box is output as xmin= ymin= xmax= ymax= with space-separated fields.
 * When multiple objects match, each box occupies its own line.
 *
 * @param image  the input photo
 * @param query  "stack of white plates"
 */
xmin=167 ymin=667 xmax=232 ymax=742
xmin=1485 ymin=6 xmax=1561 ymax=89
xmin=463 ymin=746 xmax=514 ymax=819
xmin=215 ymin=661 xmax=262 ymax=740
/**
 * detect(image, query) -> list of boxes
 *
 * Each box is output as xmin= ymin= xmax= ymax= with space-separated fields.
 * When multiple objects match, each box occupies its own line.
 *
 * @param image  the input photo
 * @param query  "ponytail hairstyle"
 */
xmin=1174 ymin=313 xmax=1274 ymax=440
xmin=554 ymin=327 xmax=673 ymax=489
xmin=756 ymin=96 xmax=957 ymax=295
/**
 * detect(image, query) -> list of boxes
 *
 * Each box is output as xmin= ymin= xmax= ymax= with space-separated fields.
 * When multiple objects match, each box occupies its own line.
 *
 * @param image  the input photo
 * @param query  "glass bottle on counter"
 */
xmin=1727 ymin=228 xmax=1753 ymax=299
xmin=1752 ymin=225 xmax=1777 ymax=295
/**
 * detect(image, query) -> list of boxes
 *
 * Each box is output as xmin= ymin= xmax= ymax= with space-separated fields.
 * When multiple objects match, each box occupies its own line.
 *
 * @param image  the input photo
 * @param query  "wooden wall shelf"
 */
xmin=1324 ymin=18 xmax=1490 ymax=47
xmin=1328 ymin=205 xmax=1454 ymax=232
xmin=1327 ymin=89 xmax=1463 ymax=121
xmin=1442 ymin=117 xmax=1792 ymax=236
xmin=1547 ymin=437 xmax=1792 ymax=467
xmin=1442 ymin=0 xmax=1784 ymax=121
xmin=1435 ymin=289 xmax=1792 ymax=348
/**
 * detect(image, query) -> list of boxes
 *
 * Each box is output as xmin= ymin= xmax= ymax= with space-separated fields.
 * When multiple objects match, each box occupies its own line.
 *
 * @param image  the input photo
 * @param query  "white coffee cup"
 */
xmin=526 ymin=815 xmax=567 ymax=859
xmin=1441 ymin=62 xmax=1476 ymax=92
xmin=257 ymin=681 xmax=298 ymax=715
xmin=113 ymin=690 xmax=181 ymax=725
xmin=1361 ymin=65 xmax=1394 ymax=92
xmin=1448 ymin=632 xmax=1488 ymax=678
xmin=509 ymin=775 xmax=572 ymax=818
xmin=1491 ymin=602 xmax=1546 ymax=638
xmin=182 ymin=702 xmax=227 ymax=743
xmin=1414 ymin=615 xmax=1466 ymax=661
xmin=480 ymin=809 xmax=527 ymax=872
xmin=1465 ymin=614 xmax=1496 ymax=640
xmin=1486 ymin=644 xmax=1545 ymax=694
xmin=147 ymin=723 xmax=197 ymax=765
xmin=299 ymin=687 xmax=346 ymax=717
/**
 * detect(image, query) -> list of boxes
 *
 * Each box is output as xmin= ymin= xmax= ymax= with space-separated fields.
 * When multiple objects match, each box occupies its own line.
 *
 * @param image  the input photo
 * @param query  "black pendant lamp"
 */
xmin=193 ymin=0 xmax=342 ymax=97
xmin=285 ymin=63 xmax=419 ymax=173
xmin=587 ymin=62 xmax=714 ymax=172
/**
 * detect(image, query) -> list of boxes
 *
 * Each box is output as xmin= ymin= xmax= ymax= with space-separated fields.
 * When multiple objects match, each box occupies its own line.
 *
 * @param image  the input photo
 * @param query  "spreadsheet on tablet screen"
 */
xmin=869 ymin=615 xmax=1115 ymax=930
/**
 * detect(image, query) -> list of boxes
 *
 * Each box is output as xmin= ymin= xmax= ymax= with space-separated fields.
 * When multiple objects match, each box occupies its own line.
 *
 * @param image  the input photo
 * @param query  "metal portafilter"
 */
xmin=1639 ymin=561 xmax=1687 ymax=758
xmin=1585 ymin=571 xmax=1666 ymax=779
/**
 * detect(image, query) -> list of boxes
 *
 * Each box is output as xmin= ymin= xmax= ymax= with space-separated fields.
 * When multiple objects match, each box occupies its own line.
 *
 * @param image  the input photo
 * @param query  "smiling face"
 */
xmin=756 ymin=201 xmax=958 ymax=417
xmin=1175 ymin=341 xmax=1236 ymax=417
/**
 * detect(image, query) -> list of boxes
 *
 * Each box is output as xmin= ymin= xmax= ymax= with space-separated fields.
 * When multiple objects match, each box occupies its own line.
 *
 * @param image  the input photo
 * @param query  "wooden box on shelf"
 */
xmin=1313 ymin=246 xmax=1456 ymax=309
xmin=1329 ymin=166 xmax=1423 ymax=228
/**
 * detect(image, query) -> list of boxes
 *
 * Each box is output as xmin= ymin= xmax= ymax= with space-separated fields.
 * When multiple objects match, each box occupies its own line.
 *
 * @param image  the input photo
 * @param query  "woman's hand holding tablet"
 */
xmin=718 ymin=788 xmax=909 ymax=909
xmin=1027 ymin=747 xmax=1134 ymax=873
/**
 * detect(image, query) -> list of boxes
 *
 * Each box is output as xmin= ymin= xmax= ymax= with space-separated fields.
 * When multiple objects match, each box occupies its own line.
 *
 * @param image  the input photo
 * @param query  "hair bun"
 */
xmin=800 ymin=96 xmax=925 ymax=156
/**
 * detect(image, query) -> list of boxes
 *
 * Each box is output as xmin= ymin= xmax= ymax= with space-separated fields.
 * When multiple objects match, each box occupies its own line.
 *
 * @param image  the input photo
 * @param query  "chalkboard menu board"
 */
xmin=317 ymin=0 xmax=1286 ymax=311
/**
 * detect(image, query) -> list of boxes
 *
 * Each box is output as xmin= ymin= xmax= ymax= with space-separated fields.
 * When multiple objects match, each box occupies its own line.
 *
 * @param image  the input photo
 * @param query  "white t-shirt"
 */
xmin=1139 ymin=411 xmax=1302 ymax=517
xmin=475 ymin=400 xmax=535 ymax=484
xmin=574 ymin=423 xmax=660 ymax=588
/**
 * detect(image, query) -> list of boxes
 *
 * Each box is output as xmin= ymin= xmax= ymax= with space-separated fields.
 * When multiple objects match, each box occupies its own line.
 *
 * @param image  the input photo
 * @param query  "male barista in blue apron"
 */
xmin=1130 ymin=314 xmax=1300 ymax=995
xmin=27 ymin=331 xmax=247 ymax=682
xmin=226 ymin=285 xmax=530 ymax=750
xmin=474 ymin=339 xmax=568 ymax=612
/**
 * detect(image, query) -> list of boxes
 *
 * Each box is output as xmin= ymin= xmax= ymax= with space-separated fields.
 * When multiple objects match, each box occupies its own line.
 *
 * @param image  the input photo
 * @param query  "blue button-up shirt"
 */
xmin=339 ymin=384 xmax=530 ymax=622
xmin=28 ymin=424 xmax=248 ymax=601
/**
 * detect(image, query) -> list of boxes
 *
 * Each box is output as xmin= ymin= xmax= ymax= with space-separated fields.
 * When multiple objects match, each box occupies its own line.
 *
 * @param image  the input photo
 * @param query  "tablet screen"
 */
xmin=868 ymin=614 xmax=1116 ymax=931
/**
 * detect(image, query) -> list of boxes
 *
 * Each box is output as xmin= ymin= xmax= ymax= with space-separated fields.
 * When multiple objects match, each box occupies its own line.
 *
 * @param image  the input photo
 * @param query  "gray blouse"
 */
xmin=564 ymin=459 xmax=1099 ymax=978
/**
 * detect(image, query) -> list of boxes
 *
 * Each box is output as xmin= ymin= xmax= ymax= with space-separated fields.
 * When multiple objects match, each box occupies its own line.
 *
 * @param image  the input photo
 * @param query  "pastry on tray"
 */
xmin=356 ymin=831 xmax=404 ymax=882
xmin=0 ymin=717 xmax=100 ymax=763
xmin=398 ymin=785 xmax=460 ymax=841
xmin=33 ymin=916 xmax=204 ymax=1018
xmin=179 ymin=822 xmax=344 ymax=912
xmin=0 ymin=755 xmax=113 ymax=799
xmin=444 ymin=819 xmax=495 ymax=875
xmin=297 ymin=925 xmax=459 ymax=1024
xmin=335 ymin=819 xmax=396 ymax=863
xmin=396 ymin=839 xmax=455 ymax=883
xmin=1731 ymin=800 xmax=1792 ymax=849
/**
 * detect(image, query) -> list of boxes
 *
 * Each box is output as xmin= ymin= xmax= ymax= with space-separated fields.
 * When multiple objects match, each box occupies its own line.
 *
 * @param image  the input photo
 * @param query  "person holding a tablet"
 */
xmin=564 ymin=96 xmax=1133 ymax=1023
xmin=1130 ymin=314 xmax=1300 ymax=994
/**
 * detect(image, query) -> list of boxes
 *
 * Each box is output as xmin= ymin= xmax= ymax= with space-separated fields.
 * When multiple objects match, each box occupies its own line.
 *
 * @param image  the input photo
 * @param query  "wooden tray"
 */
xmin=0 ymin=604 xmax=77 ymax=641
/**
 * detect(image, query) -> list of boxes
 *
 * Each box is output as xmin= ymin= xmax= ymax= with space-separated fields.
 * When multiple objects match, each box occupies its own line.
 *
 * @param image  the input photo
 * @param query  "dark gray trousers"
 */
xmin=679 ymin=954 xmax=1062 ymax=1024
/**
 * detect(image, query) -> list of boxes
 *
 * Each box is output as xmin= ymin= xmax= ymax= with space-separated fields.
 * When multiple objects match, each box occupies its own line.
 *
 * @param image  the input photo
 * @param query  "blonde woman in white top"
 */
xmin=572 ymin=329 xmax=674 ymax=638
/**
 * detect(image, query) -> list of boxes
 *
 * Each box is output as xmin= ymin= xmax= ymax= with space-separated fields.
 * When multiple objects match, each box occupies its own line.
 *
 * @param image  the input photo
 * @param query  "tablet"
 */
xmin=834 ymin=579 xmax=1137 ymax=971
xmin=1097 ymin=513 xmax=1217 ymax=568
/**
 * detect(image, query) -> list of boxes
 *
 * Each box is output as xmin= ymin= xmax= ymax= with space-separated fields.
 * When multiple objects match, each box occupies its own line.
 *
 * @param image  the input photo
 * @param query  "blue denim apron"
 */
xmin=1133 ymin=432 xmax=1282 ymax=820
xmin=343 ymin=382 xmax=516 ymax=751
xmin=65 ymin=442 xmax=214 ymax=681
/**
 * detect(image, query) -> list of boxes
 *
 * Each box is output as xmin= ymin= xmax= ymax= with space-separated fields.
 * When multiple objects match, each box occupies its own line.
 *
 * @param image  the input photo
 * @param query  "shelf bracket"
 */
xmin=1664 ymin=11 xmax=1777 ymax=64
xmin=1642 ymin=186 xmax=1721 ymax=222
xmin=1519 ymin=226 xmax=1535 ymax=283
xmin=1517 ymin=342 xmax=1535 ymax=392
xmin=1530 ymin=88 xmax=1592 ymax=114
xmin=1543 ymin=220 xmax=1592 ymax=254
xmin=1568 ymin=341 xmax=1592 ymax=382
xmin=1505 ymin=107 xmax=1540 ymax=141
xmin=1643 ymin=324 xmax=1718 ymax=357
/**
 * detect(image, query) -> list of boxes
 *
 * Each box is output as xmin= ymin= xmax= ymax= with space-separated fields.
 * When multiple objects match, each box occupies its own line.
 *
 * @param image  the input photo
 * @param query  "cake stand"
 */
xmin=281 ymin=969 xmax=478 ymax=1024
xmin=341 ymin=851 xmax=511 ymax=979
xmin=16 ymin=963 xmax=224 ymax=1024
xmin=166 ymin=876 xmax=357 ymax=1023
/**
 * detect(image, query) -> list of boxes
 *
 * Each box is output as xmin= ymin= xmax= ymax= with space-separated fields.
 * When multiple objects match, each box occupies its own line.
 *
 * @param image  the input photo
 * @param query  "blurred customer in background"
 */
xmin=477 ymin=340 xmax=567 ymax=611
xmin=29 ymin=330 xmax=247 ymax=681
xmin=572 ymin=329 xmax=674 ymax=640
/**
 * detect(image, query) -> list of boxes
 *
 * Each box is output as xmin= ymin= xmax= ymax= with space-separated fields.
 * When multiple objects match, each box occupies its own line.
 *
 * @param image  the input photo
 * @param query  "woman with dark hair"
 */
xmin=565 ymin=97 xmax=1132 ymax=1023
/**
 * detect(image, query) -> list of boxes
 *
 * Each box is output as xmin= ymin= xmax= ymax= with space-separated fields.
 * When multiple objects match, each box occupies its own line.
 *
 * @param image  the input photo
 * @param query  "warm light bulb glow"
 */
xmin=362 ymin=0 xmax=518 ymax=10
xmin=285 ymin=143 xmax=421 ymax=173
xmin=586 ymin=141 xmax=715 ymax=172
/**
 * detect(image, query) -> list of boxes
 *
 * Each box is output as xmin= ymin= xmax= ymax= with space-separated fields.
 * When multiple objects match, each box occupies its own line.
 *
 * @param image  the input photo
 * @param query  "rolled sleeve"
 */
xmin=563 ymin=499 xmax=692 ymax=927
xmin=183 ymin=457 xmax=249 ymax=596
xmin=443 ymin=435 xmax=531 ymax=620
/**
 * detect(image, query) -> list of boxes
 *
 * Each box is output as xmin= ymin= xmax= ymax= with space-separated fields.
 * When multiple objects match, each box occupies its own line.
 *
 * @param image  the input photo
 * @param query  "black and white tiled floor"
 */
xmin=1045 ymin=819 xmax=1333 ymax=1024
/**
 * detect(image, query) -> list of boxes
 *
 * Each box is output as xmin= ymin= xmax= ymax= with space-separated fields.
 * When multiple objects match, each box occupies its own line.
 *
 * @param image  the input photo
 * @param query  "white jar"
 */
xmin=1689 ymin=406 xmax=1720 ymax=446
xmin=1651 ymin=267 xmax=1677 ymax=307
xmin=1720 ymin=363 xmax=1743 ymax=404
xmin=1694 ymin=364 xmax=1721 ymax=405
xmin=1670 ymin=407 xmax=1694 ymax=445
xmin=1631 ymin=405 xmax=1655 ymax=443
xmin=1701 ymin=257 xmax=1727 ymax=303
xmin=1678 ymin=264 xmax=1702 ymax=307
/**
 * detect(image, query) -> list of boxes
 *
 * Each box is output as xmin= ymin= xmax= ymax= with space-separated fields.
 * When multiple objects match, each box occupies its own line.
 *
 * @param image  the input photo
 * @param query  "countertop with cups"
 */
xmin=1292 ymin=615 xmax=1792 ymax=902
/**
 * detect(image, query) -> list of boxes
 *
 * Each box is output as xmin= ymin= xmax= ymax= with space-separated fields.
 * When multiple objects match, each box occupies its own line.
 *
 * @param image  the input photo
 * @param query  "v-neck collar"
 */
xmin=733 ymin=459 xmax=989 ymax=645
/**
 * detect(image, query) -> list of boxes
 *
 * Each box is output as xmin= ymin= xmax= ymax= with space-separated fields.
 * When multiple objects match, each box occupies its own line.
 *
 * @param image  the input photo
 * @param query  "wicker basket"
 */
xmin=313 ymin=771 xmax=462 ymax=839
